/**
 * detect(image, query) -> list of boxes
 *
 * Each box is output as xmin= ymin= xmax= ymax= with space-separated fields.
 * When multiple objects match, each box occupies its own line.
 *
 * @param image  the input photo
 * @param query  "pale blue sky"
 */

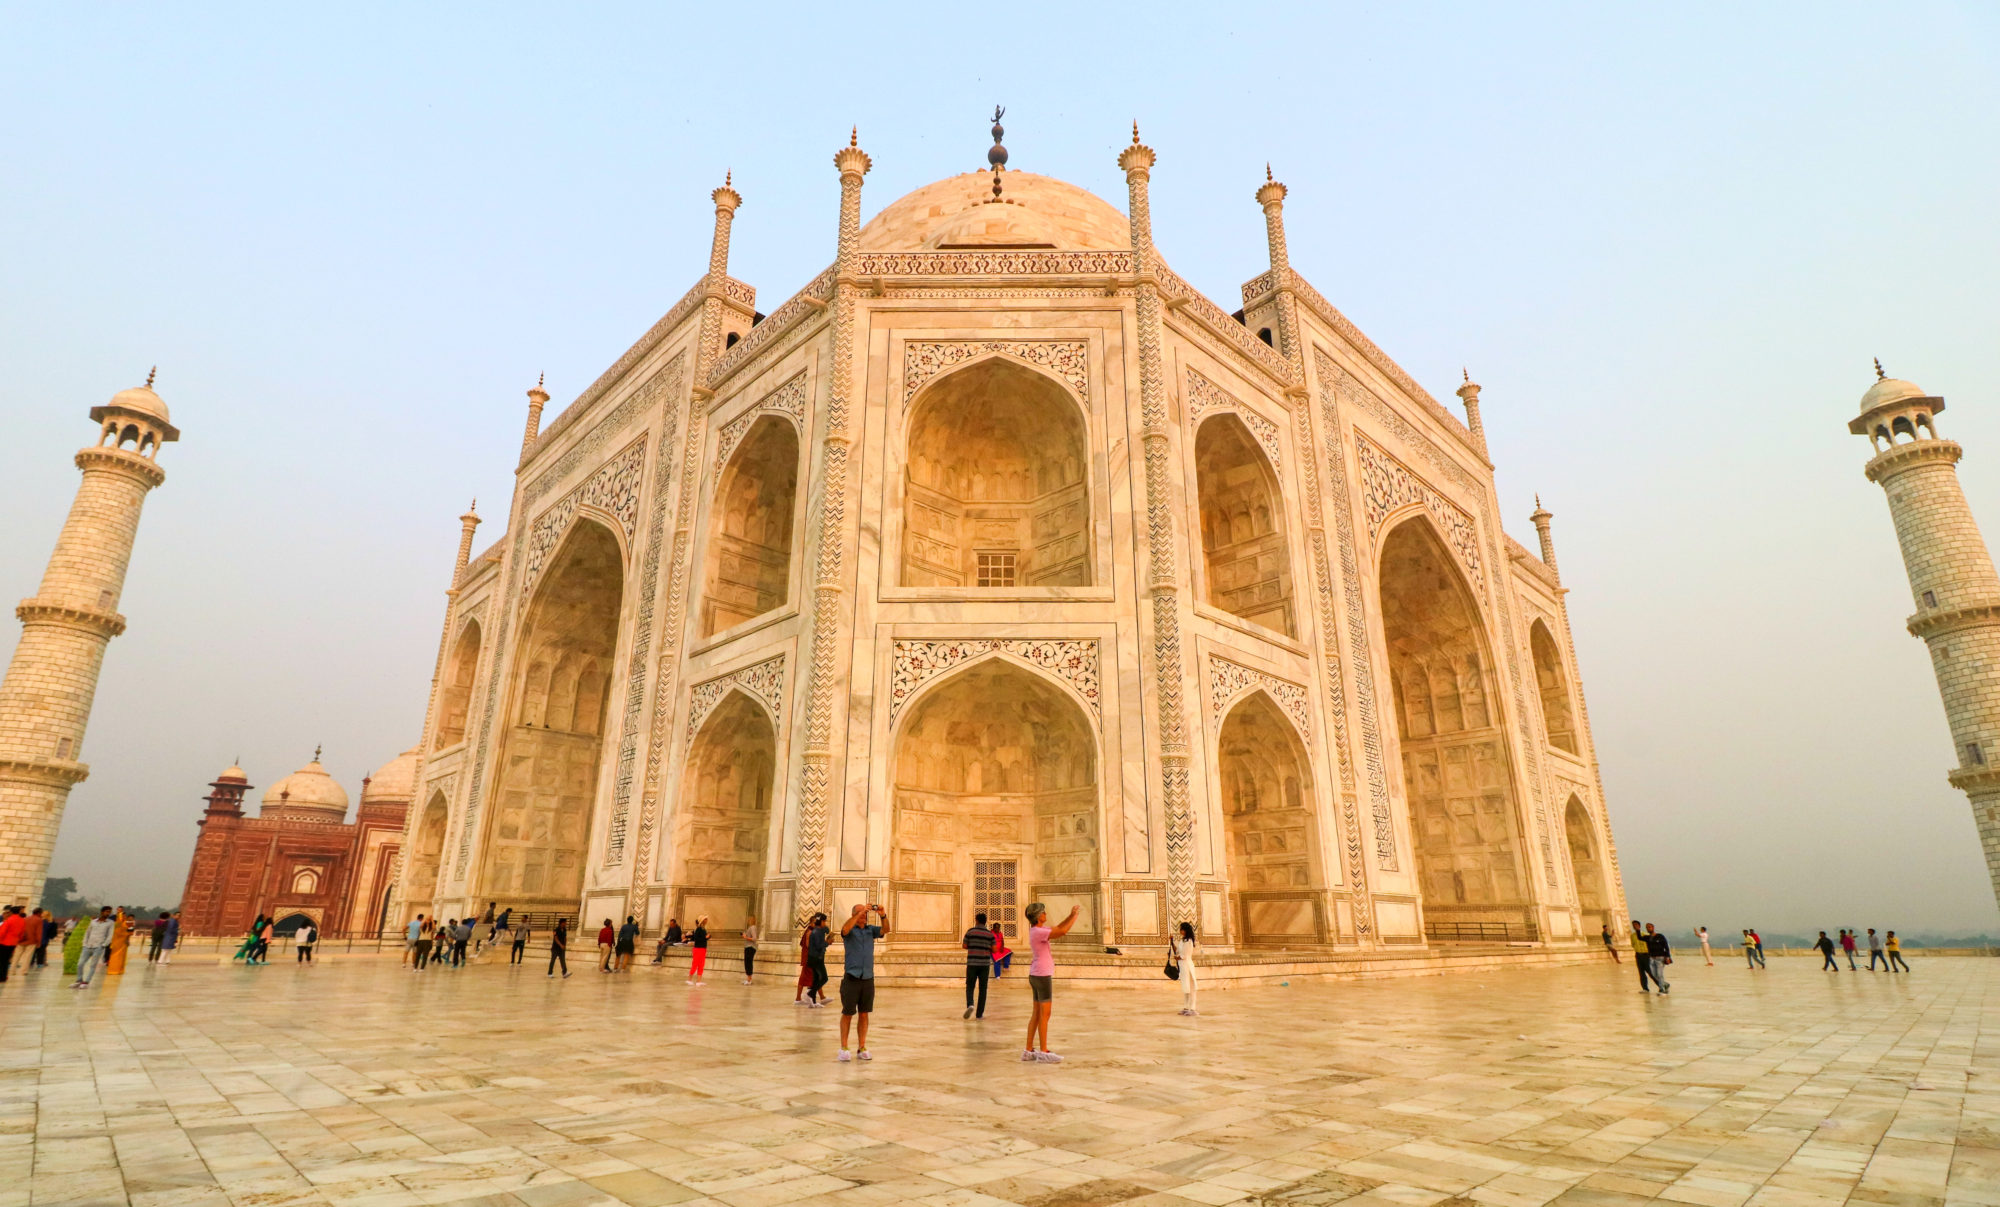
xmin=4 ymin=4 xmax=1998 ymax=930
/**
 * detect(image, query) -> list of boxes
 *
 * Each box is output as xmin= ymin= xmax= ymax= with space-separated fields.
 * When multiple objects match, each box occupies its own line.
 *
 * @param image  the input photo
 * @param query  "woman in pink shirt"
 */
xmin=1021 ymin=902 xmax=1080 ymax=1063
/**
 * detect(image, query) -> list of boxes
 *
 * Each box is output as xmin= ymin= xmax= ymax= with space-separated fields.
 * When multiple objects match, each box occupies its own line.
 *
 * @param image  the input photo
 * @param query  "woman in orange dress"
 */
xmin=106 ymin=908 xmax=133 ymax=974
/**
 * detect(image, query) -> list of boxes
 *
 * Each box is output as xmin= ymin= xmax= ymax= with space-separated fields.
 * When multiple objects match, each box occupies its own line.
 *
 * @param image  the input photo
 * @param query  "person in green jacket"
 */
xmin=61 ymin=917 xmax=86 ymax=978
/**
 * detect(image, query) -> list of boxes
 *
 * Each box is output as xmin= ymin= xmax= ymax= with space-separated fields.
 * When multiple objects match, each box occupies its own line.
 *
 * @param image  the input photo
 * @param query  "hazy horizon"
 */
xmin=4 ymin=4 xmax=1998 ymax=934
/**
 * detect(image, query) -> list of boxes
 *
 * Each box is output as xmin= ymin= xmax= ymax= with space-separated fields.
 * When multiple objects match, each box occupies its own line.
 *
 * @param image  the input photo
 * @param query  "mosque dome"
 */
xmin=261 ymin=756 xmax=349 ymax=820
xmin=361 ymin=745 xmax=421 ymax=804
xmin=858 ymin=171 xmax=1131 ymax=252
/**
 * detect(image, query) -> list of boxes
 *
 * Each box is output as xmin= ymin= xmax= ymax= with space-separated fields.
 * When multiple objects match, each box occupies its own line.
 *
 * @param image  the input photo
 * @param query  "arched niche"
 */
xmin=435 ymin=620 xmax=483 ymax=749
xmin=408 ymin=790 xmax=449 ymax=909
xmin=671 ymin=692 xmax=778 ymax=918
xmin=1530 ymin=620 xmax=1578 ymax=755
xmin=702 ymin=416 xmax=800 ymax=636
xmin=1217 ymin=691 xmax=1320 ymax=944
xmin=1196 ymin=414 xmax=1295 ymax=637
xmin=891 ymin=658 xmax=1098 ymax=939
xmin=902 ymin=357 xmax=1091 ymax=588
xmin=483 ymin=519 xmax=624 ymax=909
xmin=1379 ymin=517 xmax=1531 ymax=929
xmin=1563 ymin=796 xmax=1609 ymax=928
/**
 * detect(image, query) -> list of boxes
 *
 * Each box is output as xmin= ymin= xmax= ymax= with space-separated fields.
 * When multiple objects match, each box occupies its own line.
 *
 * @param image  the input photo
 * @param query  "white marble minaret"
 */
xmin=0 ymin=374 xmax=177 ymax=905
xmin=1851 ymin=364 xmax=2000 ymax=910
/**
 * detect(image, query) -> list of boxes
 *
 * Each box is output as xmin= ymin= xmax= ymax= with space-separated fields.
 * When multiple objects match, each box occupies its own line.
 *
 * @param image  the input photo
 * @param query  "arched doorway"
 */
xmin=1564 ymin=796 xmax=1609 ymax=930
xmin=1217 ymin=691 xmax=1320 ymax=944
xmin=902 ymin=358 xmax=1091 ymax=588
xmin=701 ymin=416 xmax=800 ymax=636
xmin=1530 ymin=620 xmax=1578 ymax=754
xmin=1196 ymin=414 xmax=1295 ymax=637
xmin=407 ymin=790 xmax=449 ymax=911
xmin=670 ymin=692 xmax=778 ymax=931
xmin=435 ymin=619 xmax=482 ymax=749
xmin=891 ymin=659 xmax=1097 ymax=940
xmin=1379 ymin=517 xmax=1532 ymax=939
xmin=482 ymin=519 xmax=624 ymax=910
xmin=272 ymin=912 xmax=315 ymax=937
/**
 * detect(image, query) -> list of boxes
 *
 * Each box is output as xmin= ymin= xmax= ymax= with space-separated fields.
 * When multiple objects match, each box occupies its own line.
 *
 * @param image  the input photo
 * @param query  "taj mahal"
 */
xmin=2 ymin=119 xmax=1637 ymax=959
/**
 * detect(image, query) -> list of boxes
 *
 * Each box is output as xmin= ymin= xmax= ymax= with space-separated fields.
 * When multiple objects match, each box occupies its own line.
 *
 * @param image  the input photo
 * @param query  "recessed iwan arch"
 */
xmin=901 ymin=355 xmax=1091 ymax=588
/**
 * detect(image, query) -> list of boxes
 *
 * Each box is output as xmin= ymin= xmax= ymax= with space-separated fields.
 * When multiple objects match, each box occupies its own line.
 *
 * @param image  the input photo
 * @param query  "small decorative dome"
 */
xmin=858 ymin=171 xmax=1131 ymax=252
xmin=107 ymin=383 xmax=171 ymax=425
xmin=1860 ymin=376 xmax=1930 ymax=411
xmin=261 ymin=756 xmax=350 ymax=820
xmin=216 ymin=763 xmax=248 ymax=783
xmin=361 ymin=745 xmax=421 ymax=803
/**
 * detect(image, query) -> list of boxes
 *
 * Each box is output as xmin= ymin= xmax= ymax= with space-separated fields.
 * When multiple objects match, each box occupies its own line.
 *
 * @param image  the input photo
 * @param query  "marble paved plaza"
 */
xmin=3 ymin=951 xmax=1998 ymax=1207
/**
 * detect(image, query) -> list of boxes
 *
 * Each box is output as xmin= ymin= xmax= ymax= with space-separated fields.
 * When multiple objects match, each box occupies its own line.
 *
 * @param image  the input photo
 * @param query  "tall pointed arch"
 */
xmin=1217 ymin=689 xmax=1321 ymax=943
xmin=668 ymin=689 xmax=778 ymax=929
xmin=701 ymin=415 xmax=800 ymax=636
xmin=435 ymin=619 xmax=483 ymax=750
xmin=1530 ymin=620 xmax=1578 ymax=755
xmin=1196 ymin=412 xmax=1295 ymax=636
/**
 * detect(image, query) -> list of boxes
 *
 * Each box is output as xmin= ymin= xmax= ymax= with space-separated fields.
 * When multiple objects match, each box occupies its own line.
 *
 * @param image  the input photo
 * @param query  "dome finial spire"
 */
xmin=1875 ymin=357 xmax=1887 ymax=381
xmin=144 ymin=366 xmax=156 ymax=389
xmin=313 ymin=743 xmax=322 ymax=763
xmin=1131 ymin=120 xmax=1141 ymax=145
xmin=850 ymin=126 xmax=857 ymax=148
xmin=987 ymin=105 xmax=1008 ymax=202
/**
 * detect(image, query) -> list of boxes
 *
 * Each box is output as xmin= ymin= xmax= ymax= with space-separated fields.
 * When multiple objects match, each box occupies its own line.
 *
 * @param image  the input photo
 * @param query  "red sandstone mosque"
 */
xmin=176 ymin=747 xmax=415 ymax=936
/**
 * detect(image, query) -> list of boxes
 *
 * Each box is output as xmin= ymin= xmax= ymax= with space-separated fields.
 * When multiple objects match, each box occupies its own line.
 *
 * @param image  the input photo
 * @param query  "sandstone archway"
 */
xmin=407 ymin=790 xmax=449 ymax=912
xmin=435 ymin=619 xmax=482 ymax=749
xmin=1564 ymin=795 xmax=1609 ymax=929
xmin=890 ymin=658 xmax=1098 ymax=940
xmin=702 ymin=416 xmax=800 ymax=636
xmin=1379 ymin=517 xmax=1532 ymax=939
xmin=1196 ymin=414 xmax=1295 ymax=636
xmin=1530 ymin=620 xmax=1578 ymax=755
xmin=670 ymin=691 xmax=777 ymax=931
xmin=482 ymin=519 xmax=623 ymax=910
xmin=902 ymin=357 xmax=1091 ymax=588
xmin=1217 ymin=690 xmax=1321 ymax=944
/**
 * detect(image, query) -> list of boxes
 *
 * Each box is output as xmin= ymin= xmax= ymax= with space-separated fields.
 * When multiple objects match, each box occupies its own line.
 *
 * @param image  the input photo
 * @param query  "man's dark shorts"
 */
xmin=840 ymin=973 xmax=876 ymax=1016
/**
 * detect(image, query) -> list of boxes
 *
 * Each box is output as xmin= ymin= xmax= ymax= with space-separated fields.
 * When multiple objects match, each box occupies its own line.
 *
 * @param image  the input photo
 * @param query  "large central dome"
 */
xmin=859 ymin=171 xmax=1131 ymax=252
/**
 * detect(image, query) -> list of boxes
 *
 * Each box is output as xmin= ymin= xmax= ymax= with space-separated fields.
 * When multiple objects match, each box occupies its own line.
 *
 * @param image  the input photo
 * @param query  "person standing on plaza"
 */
xmin=159 ymin=913 xmax=179 ymax=965
xmin=795 ymin=919 xmax=814 ymax=1003
xmin=1171 ymin=921 xmax=1199 ymax=1016
xmin=597 ymin=919 xmax=616 ymax=972
xmin=548 ymin=918 xmax=571 ymax=977
xmin=961 ymin=911 xmax=995 ymax=1019
xmin=107 ymin=908 xmax=133 ymax=974
xmin=1601 ymin=924 xmax=1619 ymax=963
xmin=296 ymin=922 xmax=318 ymax=964
xmin=616 ymin=916 xmax=639 ymax=972
xmin=73 ymin=907 xmax=114 ymax=987
xmin=741 ymin=916 xmax=759 ymax=984
xmin=414 ymin=918 xmax=434 ymax=969
xmin=1840 ymin=929 xmax=1859 ymax=970
xmin=1632 ymin=922 xmax=1663 ymax=993
xmin=255 ymin=915 xmax=275 ymax=964
xmin=1887 ymin=930 xmax=1911 ymax=972
xmin=837 ymin=902 xmax=887 ymax=1061
xmin=0 ymin=905 xmax=25 ymax=982
xmin=1814 ymin=930 xmax=1838 ymax=970
xmin=147 ymin=912 xmax=168 ymax=962
xmin=1866 ymin=928 xmax=1887 ymax=970
xmin=805 ymin=912 xmax=830 ymax=1007
xmin=25 ymin=909 xmax=48 ymax=969
xmin=991 ymin=923 xmax=1012 ymax=976
xmin=452 ymin=918 xmax=472 ymax=967
xmin=62 ymin=914 xmax=86 ymax=978
xmin=1644 ymin=924 xmax=1673 ymax=994
xmin=687 ymin=916 xmax=710 ymax=985
xmin=511 ymin=921 xmax=530 ymax=965
xmin=475 ymin=903 xmax=496 ymax=956
xmin=1022 ymin=903 xmax=1080 ymax=1062
xmin=404 ymin=915 xmax=423 ymax=966
xmin=1695 ymin=926 xmax=1712 ymax=966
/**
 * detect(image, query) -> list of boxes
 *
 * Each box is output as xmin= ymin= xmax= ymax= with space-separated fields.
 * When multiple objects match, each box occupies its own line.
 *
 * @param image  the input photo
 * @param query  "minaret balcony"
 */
xmin=1906 ymin=598 xmax=2000 ymax=640
xmin=1948 ymin=764 xmax=2000 ymax=794
xmin=1864 ymin=438 xmax=1963 ymax=483
xmin=14 ymin=599 xmax=127 ymax=638
xmin=0 ymin=755 xmax=90 ymax=787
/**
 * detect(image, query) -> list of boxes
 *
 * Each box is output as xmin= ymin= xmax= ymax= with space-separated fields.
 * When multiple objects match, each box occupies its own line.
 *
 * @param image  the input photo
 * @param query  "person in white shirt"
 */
xmin=1170 ymin=922 xmax=1199 ymax=1016
xmin=297 ymin=924 xmax=319 ymax=963
xmin=1695 ymin=926 xmax=1713 ymax=966
xmin=73 ymin=908 xmax=115 ymax=988
xmin=741 ymin=917 xmax=759 ymax=985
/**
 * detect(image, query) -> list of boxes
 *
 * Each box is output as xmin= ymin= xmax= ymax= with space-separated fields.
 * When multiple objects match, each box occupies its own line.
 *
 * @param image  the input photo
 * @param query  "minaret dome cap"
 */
xmin=90 ymin=378 xmax=181 ymax=442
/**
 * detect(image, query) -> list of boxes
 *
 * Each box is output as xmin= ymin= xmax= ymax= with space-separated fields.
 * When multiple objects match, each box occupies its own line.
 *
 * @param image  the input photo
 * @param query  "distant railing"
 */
xmin=1425 ymin=920 xmax=1541 ymax=944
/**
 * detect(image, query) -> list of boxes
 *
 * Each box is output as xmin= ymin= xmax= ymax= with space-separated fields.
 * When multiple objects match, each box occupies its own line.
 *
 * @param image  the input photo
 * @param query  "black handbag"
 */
xmin=1163 ymin=954 xmax=1180 ymax=980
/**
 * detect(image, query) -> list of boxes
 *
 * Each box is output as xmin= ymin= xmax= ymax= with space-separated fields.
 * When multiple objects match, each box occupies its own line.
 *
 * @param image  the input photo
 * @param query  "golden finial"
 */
xmin=850 ymin=126 xmax=858 ymax=148
xmin=724 ymin=169 xmax=731 ymax=187
xmin=470 ymin=498 xmax=477 ymax=513
xmin=1266 ymin=163 xmax=1273 ymax=183
xmin=313 ymin=744 xmax=322 ymax=762
xmin=536 ymin=371 xmax=544 ymax=389
xmin=1463 ymin=367 xmax=1470 ymax=383
xmin=144 ymin=366 xmax=157 ymax=389
xmin=1131 ymin=121 xmax=1141 ymax=145
xmin=1874 ymin=357 xmax=1886 ymax=380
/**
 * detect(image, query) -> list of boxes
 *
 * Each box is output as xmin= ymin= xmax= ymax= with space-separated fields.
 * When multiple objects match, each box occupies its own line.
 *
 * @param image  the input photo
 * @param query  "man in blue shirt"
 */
xmin=837 ymin=902 xmax=890 ymax=1062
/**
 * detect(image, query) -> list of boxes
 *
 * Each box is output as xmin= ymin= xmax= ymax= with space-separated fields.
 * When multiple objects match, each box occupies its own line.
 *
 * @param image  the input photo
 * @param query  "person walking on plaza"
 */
xmin=231 ymin=916 xmax=260 ymax=963
xmin=548 ymin=918 xmax=571 ymax=977
xmin=741 ymin=916 xmax=759 ymax=984
xmin=254 ymin=915 xmax=275 ymax=964
xmin=1748 ymin=928 xmax=1767 ymax=968
xmin=1601 ymin=924 xmax=1619 ymax=962
xmin=687 ymin=917 xmax=710 ymax=985
xmin=805 ymin=913 xmax=830 ymax=1007
xmin=73 ymin=907 xmax=114 ymax=987
xmin=452 ymin=918 xmax=472 ymax=967
xmin=1866 ymin=928 xmax=1887 ymax=970
xmin=0 ymin=905 xmax=25 ymax=982
xmin=616 ymin=916 xmax=639 ymax=972
xmin=837 ymin=902 xmax=887 ymax=1061
xmin=1022 ymin=903 xmax=1080 ymax=1062
xmin=404 ymin=915 xmax=423 ymax=966
xmin=147 ymin=913 xmax=169 ymax=962
xmin=296 ymin=922 xmax=318 ymax=963
xmin=1171 ymin=921 xmax=1199 ymax=1016
xmin=1840 ymin=929 xmax=1859 ymax=970
xmin=795 ymin=919 xmax=813 ymax=1003
xmin=1695 ymin=926 xmax=1712 ymax=966
xmin=1644 ymin=924 xmax=1673 ymax=994
xmin=597 ymin=919 xmax=616 ymax=972
xmin=511 ymin=922 xmax=530 ymax=964
xmin=1632 ymin=922 xmax=1666 ymax=993
xmin=1814 ymin=930 xmax=1839 ymax=970
xmin=62 ymin=915 xmax=85 ymax=978
xmin=1887 ymin=930 xmax=1911 ymax=972
xmin=159 ymin=913 xmax=179 ymax=965
xmin=414 ymin=918 xmax=435 ymax=969
xmin=961 ymin=911 xmax=995 ymax=1019
xmin=991 ymin=923 xmax=1012 ymax=976
xmin=26 ymin=909 xmax=49 ymax=969
xmin=475 ymin=903 xmax=495 ymax=956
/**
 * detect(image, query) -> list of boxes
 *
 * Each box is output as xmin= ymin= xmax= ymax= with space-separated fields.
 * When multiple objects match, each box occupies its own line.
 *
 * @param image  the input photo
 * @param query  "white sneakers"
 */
xmin=837 ymin=1049 xmax=852 ymax=1062
xmin=1036 ymin=1051 xmax=1063 ymax=1063
xmin=1021 ymin=1049 xmax=1038 ymax=1061
xmin=857 ymin=1050 xmax=872 ymax=1061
